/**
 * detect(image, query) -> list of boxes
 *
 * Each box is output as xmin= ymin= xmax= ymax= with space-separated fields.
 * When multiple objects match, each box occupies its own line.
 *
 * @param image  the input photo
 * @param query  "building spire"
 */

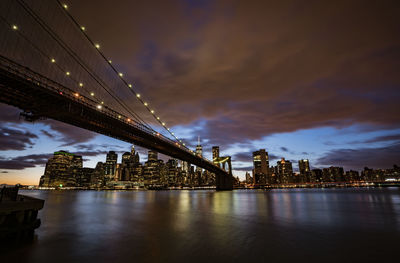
xmin=198 ymin=135 xmax=200 ymax=146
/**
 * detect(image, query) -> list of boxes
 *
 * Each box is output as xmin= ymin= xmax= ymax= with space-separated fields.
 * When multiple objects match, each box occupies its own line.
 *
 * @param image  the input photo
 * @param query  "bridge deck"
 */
xmin=0 ymin=55 xmax=233 ymax=190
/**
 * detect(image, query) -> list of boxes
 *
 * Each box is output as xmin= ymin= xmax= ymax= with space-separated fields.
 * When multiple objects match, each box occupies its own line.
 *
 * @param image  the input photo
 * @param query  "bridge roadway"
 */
xmin=0 ymin=55 xmax=233 ymax=190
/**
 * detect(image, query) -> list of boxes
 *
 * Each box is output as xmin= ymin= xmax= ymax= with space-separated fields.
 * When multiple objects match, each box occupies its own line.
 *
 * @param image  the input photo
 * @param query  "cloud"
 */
xmin=70 ymin=0 xmax=400 ymax=147
xmin=233 ymin=166 xmax=253 ymax=172
xmin=41 ymin=129 xmax=56 ymax=139
xmin=280 ymin=147 xmax=288 ymax=152
xmin=363 ymin=134 xmax=400 ymax=144
xmin=0 ymin=104 xmax=97 ymax=147
xmin=0 ymin=127 xmax=38 ymax=151
xmin=316 ymin=143 xmax=400 ymax=171
xmin=0 ymin=154 xmax=52 ymax=170
xmin=72 ymin=151 xmax=108 ymax=157
xmin=2 ymin=0 xmax=400 ymax=174
xmin=44 ymin=120 xmax=98 ymax=146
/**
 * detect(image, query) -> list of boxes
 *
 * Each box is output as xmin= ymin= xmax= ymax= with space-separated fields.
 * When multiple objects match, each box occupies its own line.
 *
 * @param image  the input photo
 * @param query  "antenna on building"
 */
xmin=198 ymin=135 xmax=200 ymax=145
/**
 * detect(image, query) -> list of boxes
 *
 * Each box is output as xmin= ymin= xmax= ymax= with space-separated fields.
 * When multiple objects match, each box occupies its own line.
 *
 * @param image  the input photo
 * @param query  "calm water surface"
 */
xmin=5 ymin=188 xmax=400 ymax=262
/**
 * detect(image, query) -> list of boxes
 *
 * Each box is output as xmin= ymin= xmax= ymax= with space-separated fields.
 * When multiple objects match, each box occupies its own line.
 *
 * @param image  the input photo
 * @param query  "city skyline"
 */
xmin=1 ymin=0 xmax=400 ymax=185
xmin=24 ymin=145 xmax=400 ymax=189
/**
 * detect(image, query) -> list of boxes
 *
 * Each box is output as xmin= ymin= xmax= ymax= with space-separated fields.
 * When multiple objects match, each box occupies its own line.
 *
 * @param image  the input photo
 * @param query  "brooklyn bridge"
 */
xmin=0 ymin=0 xmax=233 ymax=190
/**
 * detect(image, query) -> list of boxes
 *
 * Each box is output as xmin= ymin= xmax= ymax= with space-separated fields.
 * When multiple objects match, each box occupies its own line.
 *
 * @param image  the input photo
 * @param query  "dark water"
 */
xmin=5 ymin=188 xmax=400 ymax=262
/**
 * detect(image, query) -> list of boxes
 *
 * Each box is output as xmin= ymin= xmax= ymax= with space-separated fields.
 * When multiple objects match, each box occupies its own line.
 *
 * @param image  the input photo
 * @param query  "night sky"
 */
xmin=1 ymin=0 xmax=400 ymax=185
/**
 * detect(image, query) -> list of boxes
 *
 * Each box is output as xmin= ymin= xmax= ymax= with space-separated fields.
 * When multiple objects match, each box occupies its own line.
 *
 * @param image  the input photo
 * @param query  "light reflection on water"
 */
xmin=6 ymin=188 xmax=400 ymax=262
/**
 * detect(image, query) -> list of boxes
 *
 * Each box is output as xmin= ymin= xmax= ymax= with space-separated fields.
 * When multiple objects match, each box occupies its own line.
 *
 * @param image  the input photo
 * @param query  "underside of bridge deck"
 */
xmin=0 ymin=61 xmax=233 ymax=190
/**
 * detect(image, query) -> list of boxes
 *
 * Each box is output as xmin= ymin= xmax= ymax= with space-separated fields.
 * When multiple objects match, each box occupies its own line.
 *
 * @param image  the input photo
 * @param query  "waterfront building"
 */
xmin=91 ymin=162 xmax=105 ymax=188
xmin=75 ymin=167 xmax=94 ymax=187
xmin=166 ymin=159 xmax=178 ymax=186
xmin=143 ymin=150 xmax=165 ymax=186
xmin=298 ymin=159 xmax=313 ymax=183
xmin=345 ymin=170 xmax=360 ymax=182
xmin=148 ymin=150 xmax=158 ymax=162
xmin=276 ymin=158 xmax=293 ymax=184
xmin=311 ymin=169 xmax=323 ymax=183
xmin=195 ymin=136 xmax=203 ymax=174
xmin=322 ymin=166 xmax=344 ymax=182
xmin=252 ymin=149 xmax=269 ymax=185
xmin=245 ymin=171 xmax=253 ymax=184
xmin=40 ymin=151 xmax=83 ymax=187
xmin=105 ymin=151 xmax=118 ymax=179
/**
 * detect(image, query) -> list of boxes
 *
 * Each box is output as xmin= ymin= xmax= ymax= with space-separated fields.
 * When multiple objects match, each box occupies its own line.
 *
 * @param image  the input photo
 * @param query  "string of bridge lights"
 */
xmin=8 ymin=21 xmax=138 ymax=126
xmin=10 ymin=22 xmax=108 ymax=109
xmin=60 ymin=2 xmax=190 ymax=150
xmin=9 ymin=4 xmax=192 ymax=154
xmin=9 ymin=18 xmax=157 ymax=137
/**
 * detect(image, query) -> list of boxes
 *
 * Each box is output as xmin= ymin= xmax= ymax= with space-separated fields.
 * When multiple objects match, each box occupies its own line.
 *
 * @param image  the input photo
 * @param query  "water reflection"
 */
xmin=6 ymin=188 xmax=400 ymax=262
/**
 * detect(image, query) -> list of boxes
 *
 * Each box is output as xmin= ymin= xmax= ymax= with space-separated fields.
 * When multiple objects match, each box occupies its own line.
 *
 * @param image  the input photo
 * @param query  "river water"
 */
xmin=5 ymin=188 xmax=400 ymax=262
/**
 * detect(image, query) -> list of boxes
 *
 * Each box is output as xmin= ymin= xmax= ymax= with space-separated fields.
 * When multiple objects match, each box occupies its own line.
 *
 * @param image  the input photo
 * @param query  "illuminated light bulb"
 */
xmin=183 ymin=143 xmax=186 ymax=146
xmin=156 ymin=117 xmax=160 ymax=120
xmin=136 ymin=94 xmax=140 ymax=98
xmin=179 ymin=140 xmax=182 ymax=142
xmin=90 ymin=92 xmax=94 ymax=96
xmin=101 ymin=101 xmax=104 ymax=104
xmin=157 ymin=133 xmax=160 ymax=136
xmin=95 ymin=44 xmax=100 ymax=49
xmin=127 ymin=118 xmax=131 ymax=122
xmin=62 ymin=4 xmax=68 ymax=9
xmin=171 ymin=132 xmax=174 ymax=135
xmin=162 ymin=122 xmax=165 ymax=126
xmin=118 ymin=115 xmax=121 ymax=119
xmin=12 ymin=25 xmax=18 ymax=30
xmin=97 ymin=105 xmax=102 ymax=109
xmin=81 ymin=26 xmax=85 ymax=31
xmin=167 ymin=128 xmax=170 ymax=131
xmin=118 ymin=73 xmax=123 ymax=77
xmin=128 ymin=84 xmax=132 ymax=88
xmin=108 ymin=60 xmax=112 ymax=64
xmin=150 ymin=110 xmax=154 ymax=114
xmin=66 ymin=71 xmax=70 ymax=76
xmin=79 ymin=83 xmax=83 ymax=87
xmin=59 ymin=91 xmax=63 ymax=95
xmin=144 ymin=102 xmax=148 ymax=106
xmin=74 ymin=93 xmax=79 ymax=97
xmin=51 ymin=58 xmax=56 ymax=63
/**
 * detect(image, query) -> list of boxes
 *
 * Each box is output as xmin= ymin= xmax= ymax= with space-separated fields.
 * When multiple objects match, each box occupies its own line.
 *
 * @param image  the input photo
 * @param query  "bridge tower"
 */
xmin=214 ymin=156 xmax=233 ymax=190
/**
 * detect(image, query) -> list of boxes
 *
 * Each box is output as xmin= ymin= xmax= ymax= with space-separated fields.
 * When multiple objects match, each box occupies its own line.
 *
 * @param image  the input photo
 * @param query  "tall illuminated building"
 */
xmin=195 ymin=136 xmax=203 ymax=173
xmin=277 ymin=158 xmax=293 ymax=184
xmin=252 ymin=149 xmax=269 ymax=185
xmin=105 ymin=151 xmax=118 ymax=179
xmin=298 ymin=159 xmax=311 ymax=182
xmin=298 ymin=159 xmax=310 ymax=175
xmin=148 ymin=150 xmax=158 ymax=162
xmin=40 ymin=151 xmax=82 ymax=187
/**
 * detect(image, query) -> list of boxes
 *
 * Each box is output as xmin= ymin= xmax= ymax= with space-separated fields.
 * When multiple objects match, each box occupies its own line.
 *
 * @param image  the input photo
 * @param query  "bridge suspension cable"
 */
xmin=56 ymin=1 xmax=190 ymax=149
xmin=15 ymin=0 xmax=155 ymax=133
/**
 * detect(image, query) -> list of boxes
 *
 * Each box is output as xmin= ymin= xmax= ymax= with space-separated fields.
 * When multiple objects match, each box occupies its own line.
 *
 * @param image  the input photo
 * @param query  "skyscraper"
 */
xmin=277 ymin=158 xmax=293 ymax=184
xmin=40 ymin=151 xmax=82 ymax=187
xmin=252 ymin=149 xmax=269 ymax=185
xmin=298 ymin=159 xmax=310 ymax=175
xmin=298 ymin=159 xmax=311 ymax=182
xmin=196 ymin=136 xmax=203 ymax=173
xmin=148 ymin=150 xmax=158 ymax=162
xmin=105 ymin=151 xmax=118 ymax=179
